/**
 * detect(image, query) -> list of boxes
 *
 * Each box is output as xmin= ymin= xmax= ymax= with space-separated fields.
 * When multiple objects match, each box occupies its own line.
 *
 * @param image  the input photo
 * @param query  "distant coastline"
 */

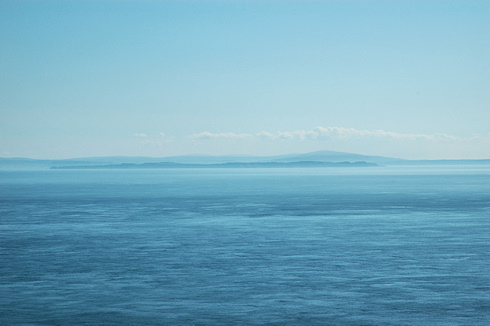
xmin=50 ymin=161 xmax=378 ymax=169
xmin=1 ymin=150 xmax=490 ymax=170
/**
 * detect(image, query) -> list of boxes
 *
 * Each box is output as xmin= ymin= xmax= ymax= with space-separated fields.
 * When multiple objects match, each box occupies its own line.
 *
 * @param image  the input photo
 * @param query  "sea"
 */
xmin=1 ymin=166 xmax=489 ymax=325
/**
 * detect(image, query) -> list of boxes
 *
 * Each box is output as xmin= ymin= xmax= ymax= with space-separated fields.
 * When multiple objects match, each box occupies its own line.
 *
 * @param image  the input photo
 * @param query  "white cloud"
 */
xmin=189 ymin=131 xmax=254 ymax=140
xmin=189 ymin=127 xmax=462 ymax=142
xmin=134 ymin=132 xmax=172 ymax=147
xmin=307 ymin=127 xmax=459 ymax=141
xmin=133 ymin=133 xmax=148 ymax=138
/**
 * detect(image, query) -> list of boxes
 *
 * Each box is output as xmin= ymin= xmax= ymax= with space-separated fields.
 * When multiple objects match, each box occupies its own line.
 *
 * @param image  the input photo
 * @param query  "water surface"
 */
xmin=1 ymin=167 xmax=489 ymax=325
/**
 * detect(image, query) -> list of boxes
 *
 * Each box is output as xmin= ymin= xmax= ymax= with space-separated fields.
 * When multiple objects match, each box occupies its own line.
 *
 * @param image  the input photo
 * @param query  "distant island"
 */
xmin=51 ymin=161 xmax=378 ymax=169
xmin=1 ymin=150 xmax=489 ymax=170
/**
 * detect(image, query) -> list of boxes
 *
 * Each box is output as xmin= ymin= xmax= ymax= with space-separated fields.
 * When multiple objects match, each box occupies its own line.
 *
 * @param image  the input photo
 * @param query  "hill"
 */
xmin=1 ymin=151 xmax=489 ymax=170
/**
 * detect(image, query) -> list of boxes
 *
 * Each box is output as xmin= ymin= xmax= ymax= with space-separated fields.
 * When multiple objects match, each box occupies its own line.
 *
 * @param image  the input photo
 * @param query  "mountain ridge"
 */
xmin=1 ymin=150 xmax=489 ymax=170
xmin=51 ymin=161 xmax=378 ymax=170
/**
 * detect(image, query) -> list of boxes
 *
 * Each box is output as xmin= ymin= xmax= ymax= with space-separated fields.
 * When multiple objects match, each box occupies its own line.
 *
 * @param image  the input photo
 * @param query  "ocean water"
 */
xmin=1 ymin=166 xmax=489 ymax=325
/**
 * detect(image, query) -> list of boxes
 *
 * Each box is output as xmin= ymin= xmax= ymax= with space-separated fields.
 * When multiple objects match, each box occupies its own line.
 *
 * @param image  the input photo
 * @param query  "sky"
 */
xmin=1 ymin=0 xmax=489 ymax=160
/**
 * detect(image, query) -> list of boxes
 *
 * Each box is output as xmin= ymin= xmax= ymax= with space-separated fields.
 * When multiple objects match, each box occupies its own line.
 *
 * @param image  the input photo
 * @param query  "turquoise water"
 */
xmin=1 ymin=167 xmax=489 ymax=325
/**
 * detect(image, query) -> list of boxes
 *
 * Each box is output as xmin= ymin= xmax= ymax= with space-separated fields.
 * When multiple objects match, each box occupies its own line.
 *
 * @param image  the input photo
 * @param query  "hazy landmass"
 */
xmin=1 ymin=150 xmax=489 ymax=170
xmin=50 ymin=161 xmax=378 ymax=170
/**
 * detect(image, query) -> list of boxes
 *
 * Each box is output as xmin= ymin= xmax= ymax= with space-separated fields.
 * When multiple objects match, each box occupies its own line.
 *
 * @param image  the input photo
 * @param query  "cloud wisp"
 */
xmin=189 ymin=131 xmax=253 ymax=140
xmin=189 ymin=127 xmax=460 ymax=142
xmin=133 ymin=133 xmax=148 ymax=138
xmin=134 ymin=132 xmax=172 ymax=147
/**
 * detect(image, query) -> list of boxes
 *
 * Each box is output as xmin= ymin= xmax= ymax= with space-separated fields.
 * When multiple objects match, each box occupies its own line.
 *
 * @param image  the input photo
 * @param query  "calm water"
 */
xmin=1 ymin=167 xmax=489 ymax=325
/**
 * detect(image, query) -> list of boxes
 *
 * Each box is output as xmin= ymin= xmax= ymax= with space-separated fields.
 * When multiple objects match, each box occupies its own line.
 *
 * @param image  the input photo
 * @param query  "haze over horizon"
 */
xmin=1 ymin=1 xmax=489 ymax=160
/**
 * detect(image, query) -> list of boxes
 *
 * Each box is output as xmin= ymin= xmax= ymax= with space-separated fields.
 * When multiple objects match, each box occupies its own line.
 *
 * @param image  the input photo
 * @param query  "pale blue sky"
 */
xmin=1 ymin=0 xmax=489 ymax=159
